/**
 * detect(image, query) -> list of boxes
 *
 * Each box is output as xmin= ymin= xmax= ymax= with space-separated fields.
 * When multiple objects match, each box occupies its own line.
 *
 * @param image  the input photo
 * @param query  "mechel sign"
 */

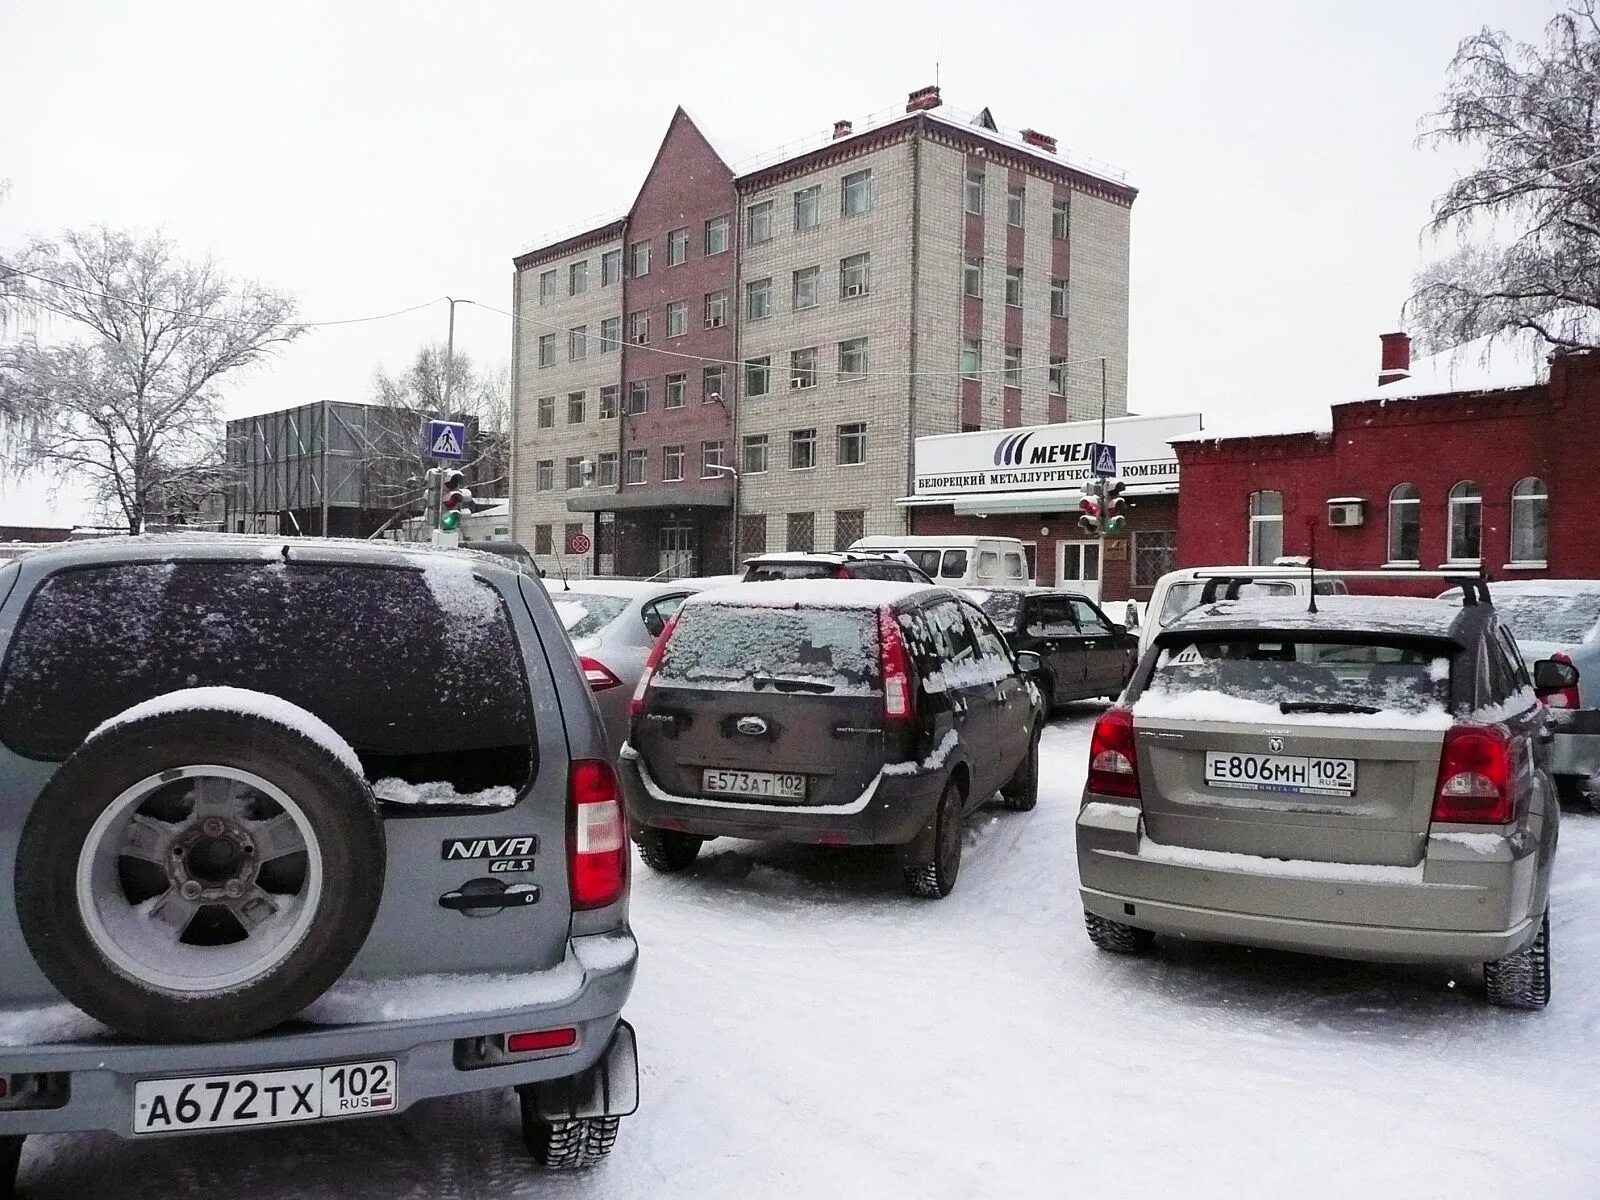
xmin=912 ymin=413 xmax=1203 ymax=497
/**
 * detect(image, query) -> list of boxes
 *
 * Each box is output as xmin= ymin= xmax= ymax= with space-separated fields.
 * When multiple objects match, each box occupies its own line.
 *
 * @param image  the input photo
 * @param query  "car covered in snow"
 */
xmin=619 ymin=580 xmax=1046 ymax=897
xmin=1136 ymin=565 xmax=1351 ymax=659
xmin=1076 ymin=586 xmax=1560 ymax=1009
xmin=740 ymin=550 xmax=933 ymax=584
xmin=0 ymin=535 xmax=639 ymax=1190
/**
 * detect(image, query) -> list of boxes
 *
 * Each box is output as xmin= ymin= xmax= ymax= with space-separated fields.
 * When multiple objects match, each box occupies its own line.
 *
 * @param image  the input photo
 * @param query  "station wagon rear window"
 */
xmin=554 ymin=592 xmax=631 ymax=638
xmin=1483 ymin=590 xmax=1600 ymax=646
xmin=657 ymin=604 xmax=880 ymax=694
xmin=745 ymin=562 xmax=837 ymax=581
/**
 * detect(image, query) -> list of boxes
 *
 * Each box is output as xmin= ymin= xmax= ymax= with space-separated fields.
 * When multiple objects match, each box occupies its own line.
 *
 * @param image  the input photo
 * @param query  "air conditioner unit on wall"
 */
xmin=1327 ymin=500 xmax=1365 ymax=528
xmin=844 ymin=284 xmax=864 ymax=298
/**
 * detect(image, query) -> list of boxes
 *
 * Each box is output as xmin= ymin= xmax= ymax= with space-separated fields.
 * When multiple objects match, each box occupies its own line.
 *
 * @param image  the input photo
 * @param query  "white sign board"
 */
xmin=913 ymin=412 xmax=1202 ymax=497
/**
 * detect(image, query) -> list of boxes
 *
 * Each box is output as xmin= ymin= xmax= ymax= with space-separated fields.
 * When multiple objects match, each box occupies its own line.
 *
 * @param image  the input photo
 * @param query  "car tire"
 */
xmin=1 ymin=1135 xmax=22 ymax=1200
xmin=904 ymin=779 xmax=964 ymax=899
xmin=519 ymin=1090 xmax=620 ymax=1170
xmin=1084 ymin=910 xmax=1155 ymax=955
xmin=1484 ymin=908 xmax=1552 ymax=1011
xmin=1031 ymin=670 xmax=1056 ymax=714
xmin=1554 ymin=775 xmax=1600 ymax=812
xmin=999 ymin=729 xmax=1040 ymax=811
xmin=634 ymin=827 xmax=704 ymax=873
xmin=15 ymin=707 xmax=385 ymax=1043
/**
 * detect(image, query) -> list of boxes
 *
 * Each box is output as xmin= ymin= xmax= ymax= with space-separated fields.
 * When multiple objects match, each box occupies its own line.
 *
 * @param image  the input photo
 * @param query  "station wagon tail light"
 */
xmin=879 ymin=607 xmax=915 ymax=725
xmin=1432 ymin=724 xmax=1513 ymax=824
xmin=569 ymin=759 xmax=627 ymax=909
xmin=505 ymin=1026 xmax=578 ymax=1054
xmin=629 ymin=612 xmax=681 ymax=719
xmin=580 ymin=656 xmax=622 ymax=692
xmin=1087 ymin=707 xmax=1141 ymax=799
xmin=1542 ymin=651 xmax=1582 ymax=710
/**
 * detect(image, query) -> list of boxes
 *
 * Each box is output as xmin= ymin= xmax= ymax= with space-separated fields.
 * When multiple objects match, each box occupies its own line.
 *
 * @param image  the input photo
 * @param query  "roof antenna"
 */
xmin=1305 ymin=516 xmax=1318 ymax=615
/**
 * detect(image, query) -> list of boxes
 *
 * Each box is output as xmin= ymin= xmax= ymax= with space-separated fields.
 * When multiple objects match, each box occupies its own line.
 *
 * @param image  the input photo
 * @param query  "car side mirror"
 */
xmin=1014 ymin=650 xmax=1042 ymax=674
xmin=1533 ymin=658 xmax=1579 ymax=693
xmin=643 ymin=611 xmax=665 ymax=637
xmin=1113 ymin=623 xmax=1128 ymax=636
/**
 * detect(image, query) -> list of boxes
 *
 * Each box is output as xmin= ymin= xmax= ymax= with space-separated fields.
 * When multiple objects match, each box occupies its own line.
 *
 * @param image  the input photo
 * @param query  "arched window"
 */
xmin=1510 ymin=477 xmax=1548 ymax=564
xmin=1388 ymin=483 xmax=1420 ymax=564
xmin=1248 ymin=490 xmax=1283 ymax=565
xmin=1448 ymin=481 xmax=1482 ymax=563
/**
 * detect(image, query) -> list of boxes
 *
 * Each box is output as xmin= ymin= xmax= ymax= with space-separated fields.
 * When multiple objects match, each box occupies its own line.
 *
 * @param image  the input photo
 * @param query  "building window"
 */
xmin=794 ymin=185 xmax=821 ymax=231
xmin=602 ymin=249 xmax=622 ymax=286
xmin=742 ymin=434 xmax=770 ymax=474
xmin=599 ymin=385 xmax=619 ymax=420
xmin=1004 ymin=346 xmax=1023 ymax=387
xmin=1050 ymin=278 xmax=1068 ymax=318
xmin=626 ymin=380 xmax=648 ymax=415
xmin=704 ymin=290 xmax=728 ymax=328
xmin=630 ymin=310 xmax=650 ymax=345
xmin=793 ymin=265 xmax=820 ymax=311
xmin=840 ymin=252 xmax=870 ymax=299
xmin=1510 ymin=477 xmax=1548 ymax=564
xmin=790 ymin=347 xmax=818 ymax=390
xmin=536 ymin=395 xmax=554 ymax=428
xmin=534 ymin=524 xmax=552 ymax=556
xmin=1007 ymin=184 xmax=1025 ymax=227
xmin=1049 ymin=356 xmax=1067 ymax=396
xmin=662 ymin=444 xmax=685 ymax=482
xmin=569 ymin=325 xmax=587 ymax=361
xmin=1448 ymin=481 xmax=1483 ymax=562
xmin=1248 ymin=490 xmax=1284 ymax=565
xmin=964 ymin=258 xmax=983 ymax=298
xmin=567 ymin=391 xmax=586 ymax=423
xmin=787 ymin=511 xmax=815 ymax=552
xmin=1005 ymin=267 xmax=1023 ymax=307
xmin=841 ymin=169 xmax=872 ymax=216
xmin=625 ymin=448 xmax=647 ymax=485
xmin=790 ymin=427 xmax=816 ymax=470
xmin=834 ymin=509 xmax=865 ymax=551
xmin=839 ymin=337 xmax=868 ymax=381
xmin=537 ymin=334 xmax=556 ymax=367
xmin=666 ymin=300 xmax=688 ymax=338
xmin=1133 ymin=531 xmax=1176 ymax=587
xmin=961 ymin=338 xmax=982 ymax=378
xmin=964 ymin=170 xmax=984 ymax=214
xmin=565 ymin=456 xmax=584 ymax=490
xmin=597 ymin=451 xmax=618 ymax=487
xmin=704 ymin=215 xmax=729 ymax=256
xmin=837 ymin=422 xmax=866 ymax=466
xmin=703 ymin=365 xmax=726 ymax=403
xmin=740 ymin=514 xmax=768 ymax=556
xmin=745 ymin=356 xmax=771 ymax=397
xmin=538 ymin=270 xmax=557 ymax=305
xmin=747 ymin=199 xmax=774 ymax=245
xmin=746 ymin=277 xmax=772 ymax=321
xmin=535 ymin=460 xmax=554 ymax=491
xmin=701 ymin=440 xmax=726 ymax=477
xmin=668 ymin=228 xmax=689 ymax=266
xmin=600 ymin=316 xmax=620 ymax=352
xmin=629 ymin=240 xmax=651 ymax=277
xmin=664 ymin=373 xmax=687 ymax=408
xmin=1052 ymin=197 xmax=1070 ymax=239
xmin=1388 ymin=483 xmax=1420 ymax=564
xmin=569 ymin=260 xmax=588 ymax=296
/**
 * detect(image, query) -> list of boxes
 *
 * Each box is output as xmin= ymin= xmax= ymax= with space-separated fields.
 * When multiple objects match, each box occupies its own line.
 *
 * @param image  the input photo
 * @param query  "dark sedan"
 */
xmin=968 ymin=588 xmax=1138 ymax=709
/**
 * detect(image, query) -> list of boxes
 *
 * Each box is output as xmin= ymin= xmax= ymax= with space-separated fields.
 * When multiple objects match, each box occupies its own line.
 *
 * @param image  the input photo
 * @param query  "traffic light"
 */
xmin=440 ymin=469 xmax=472 ymax=532
xmin=1077 ymin=478 xmax=1102 ymax=535
xmin=422 ymin=467 xmax=442 ymax=529
xmin=1103 ymin=480 xmax=1127 ymax=535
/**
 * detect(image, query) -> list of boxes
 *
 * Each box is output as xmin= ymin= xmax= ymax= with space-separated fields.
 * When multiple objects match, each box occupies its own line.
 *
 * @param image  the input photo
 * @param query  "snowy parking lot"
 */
xmin=15 ymin=706 xmax=1597 ymax=1199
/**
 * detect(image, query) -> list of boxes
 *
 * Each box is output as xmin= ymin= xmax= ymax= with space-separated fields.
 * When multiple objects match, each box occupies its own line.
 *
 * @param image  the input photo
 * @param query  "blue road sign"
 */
xmin=1090 ymin=441 xmax=1117 ymax=478
xmin=427 ymin=420 xmax=467 ymax=461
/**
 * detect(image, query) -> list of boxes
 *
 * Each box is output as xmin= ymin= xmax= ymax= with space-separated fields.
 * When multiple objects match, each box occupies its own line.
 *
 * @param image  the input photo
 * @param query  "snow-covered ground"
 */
xmin=16 ymin=709 xmax=1598 ymax=1197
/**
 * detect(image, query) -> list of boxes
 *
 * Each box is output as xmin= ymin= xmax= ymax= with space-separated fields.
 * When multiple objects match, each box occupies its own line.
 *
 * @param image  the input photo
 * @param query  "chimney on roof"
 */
xmin=833 ymin=119 xmax=853 ymax=139
xmin=906 ymin=85 xmax=943 ymax=113
xmin=1378 ymin=331 xmax=1412 ymax=386
xmin=1020 ymin=129 xmax=1057 ymax=154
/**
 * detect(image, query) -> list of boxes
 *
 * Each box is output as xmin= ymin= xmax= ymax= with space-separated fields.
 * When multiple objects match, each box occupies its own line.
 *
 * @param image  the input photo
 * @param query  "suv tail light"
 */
xmin=569 ymin=759 xmax=627 ymax=909
xmin=1542 ymin=651 xmax=1582 ymax=710
xmin=1087 ymin=707 xmax=1141 ymax=799
xmin=879 ymin=607 xmax=915 ymax=725
xmin=629 ymin=612 xmax=681 ymax=719
xmin=580 ymin=656 xmax=622 ymax=692
xmin=1432 ymin=723 xmax=1513 ymax=824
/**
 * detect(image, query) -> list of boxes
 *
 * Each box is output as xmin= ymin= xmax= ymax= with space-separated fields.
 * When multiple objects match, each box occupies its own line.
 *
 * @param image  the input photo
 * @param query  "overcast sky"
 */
xmin=0 ymin=0 xmax=1559 ymax=525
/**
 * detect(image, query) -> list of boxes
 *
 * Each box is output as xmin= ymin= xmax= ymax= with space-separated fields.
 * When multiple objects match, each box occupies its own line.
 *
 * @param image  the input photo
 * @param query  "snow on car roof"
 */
xmin=686 ymin=579 xmax=932 ymax=610
xmin=1166 ymin=595 xmax=1467 ymax=638
xmin=554 ymin=578 xmax=699 ymax=599
xmin=18 ymin=532 xmax=516 ymax=571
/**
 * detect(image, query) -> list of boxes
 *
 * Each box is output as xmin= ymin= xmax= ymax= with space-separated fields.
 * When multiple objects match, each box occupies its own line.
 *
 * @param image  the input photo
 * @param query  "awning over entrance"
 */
xmin=566 ymin=480 xmax=732 ymax=513
xmin=895 ymin=481 xmax=1176 ymax=515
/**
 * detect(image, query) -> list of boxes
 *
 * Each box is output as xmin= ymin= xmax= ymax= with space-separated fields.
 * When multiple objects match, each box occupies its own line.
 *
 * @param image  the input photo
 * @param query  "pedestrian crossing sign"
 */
xmin=427 ymin=420 xmax=466 ymax=461
xmin=1090 ymin=442 xmax=1117 ymax=478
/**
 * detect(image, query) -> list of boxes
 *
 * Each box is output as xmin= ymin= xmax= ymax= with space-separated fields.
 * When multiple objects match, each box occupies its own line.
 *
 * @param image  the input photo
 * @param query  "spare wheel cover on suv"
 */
xmin=16 ymin=693 xmax=385 ymax=1042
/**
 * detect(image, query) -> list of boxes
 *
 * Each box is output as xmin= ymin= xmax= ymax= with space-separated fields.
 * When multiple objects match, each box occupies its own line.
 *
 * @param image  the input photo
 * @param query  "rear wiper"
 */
xmin=751 ymin=673 xmax=836 ymax=694
xmin=1279 ymin=701 xmax=1381 ymax=715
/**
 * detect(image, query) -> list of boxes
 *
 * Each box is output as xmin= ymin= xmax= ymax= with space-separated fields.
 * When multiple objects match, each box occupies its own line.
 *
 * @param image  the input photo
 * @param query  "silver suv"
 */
xmin=1076 ymin=585 xmax=1559 ymax=1009
xmin=0 ymin=536 xmax=638 ymax=1192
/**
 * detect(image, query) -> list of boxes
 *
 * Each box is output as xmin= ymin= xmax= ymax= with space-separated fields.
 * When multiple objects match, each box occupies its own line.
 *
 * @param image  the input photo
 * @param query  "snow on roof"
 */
xmin=1353 ymin=322 xmax=1567 ymax=402
xmin=558 ymin=578 xmax=701 ymax=599
xmin=686 ymin=579 xmax=930 ymax=610
xmin=1167 ymin=595 xmax=1467 ymax=639
xmin=679 ymin=103 xmax=762 ymax=169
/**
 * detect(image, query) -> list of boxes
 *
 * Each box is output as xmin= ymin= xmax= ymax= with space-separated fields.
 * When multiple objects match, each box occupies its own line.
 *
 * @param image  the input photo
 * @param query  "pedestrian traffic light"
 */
xmin=1103 ymin=480 xmax=1127 ymax=535
xmin=440 ymin=469 xmax=472 ymax=532
xmin=1077 ymin=479 xmax=1102 ymax=535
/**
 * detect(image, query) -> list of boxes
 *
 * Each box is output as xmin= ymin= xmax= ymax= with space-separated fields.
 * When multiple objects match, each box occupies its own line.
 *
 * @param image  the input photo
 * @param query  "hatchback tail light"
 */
xmin=1087 ymin=707 xmax=1141 ymax=799
xmin=629 ymin=612 xmax=680 ymax=719
xmin=580 ymin=656 xmax=622 ymax=692
xmin=878 ymin=607 xmax=915 ymax=726
xmin=1432 ymin=723 xmax=1513 ymax=824
xmin=569 ymin=759 xmax=627 ymax=909
xmin=1542 ymin=651 xmax=1582 ymax=710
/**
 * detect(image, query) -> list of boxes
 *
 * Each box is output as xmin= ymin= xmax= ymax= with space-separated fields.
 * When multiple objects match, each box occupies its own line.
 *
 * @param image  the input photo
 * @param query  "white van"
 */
xmin=1137 ymin=565 xmax=1350 ymax=658
xmin=849 ymin=535 xmax=1033 ymax=589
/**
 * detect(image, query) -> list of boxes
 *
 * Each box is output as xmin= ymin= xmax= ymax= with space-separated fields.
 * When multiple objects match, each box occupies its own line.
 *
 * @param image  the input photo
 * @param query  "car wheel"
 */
xmin=1084 ymin=910 xmax=1155 ymax=955
xmin=1484 ymin=908 xmax=1551 ymax=1011
xmin=1 ymin=1135 xmax=22 ymax=1199
xmin=634 ymin=827 xmax=704 ymax=873
xmin=904 ymin=779 xmax=964 ymax=899
xmin=15 ymin=707 xmax=384 ymax=1043
xmin=519 ymin=1090 xmax=620 ymax=1170
xmin=1554 ymin=775 xmax=1600 ymax=812
xmin=1031 ymin=670 xmax=1056 ymax=714
xmin=999 ymin=729 xmax=1040 ymax=811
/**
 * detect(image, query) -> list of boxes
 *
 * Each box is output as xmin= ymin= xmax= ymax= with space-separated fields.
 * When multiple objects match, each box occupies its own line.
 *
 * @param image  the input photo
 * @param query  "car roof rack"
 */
xmin=1197 ymin=568 xmax=1491 ymax=608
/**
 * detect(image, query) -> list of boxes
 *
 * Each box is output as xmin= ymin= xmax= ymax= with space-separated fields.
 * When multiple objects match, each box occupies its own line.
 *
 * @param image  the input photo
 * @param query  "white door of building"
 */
xmin=1057 ymin=540 xmax=1101 ymax=604
xmin=658 ymin=524 xmax=696 ymax=579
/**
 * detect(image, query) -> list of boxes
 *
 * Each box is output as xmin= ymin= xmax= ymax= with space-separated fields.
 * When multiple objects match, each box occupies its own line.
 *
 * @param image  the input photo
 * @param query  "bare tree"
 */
xmin=1408 ymin=3 xmax=1600 ymax=353
xmin=367 ymin=345 xmax=510 ymax=509
xmin=0 ymin=227 xmax=303 ymax=533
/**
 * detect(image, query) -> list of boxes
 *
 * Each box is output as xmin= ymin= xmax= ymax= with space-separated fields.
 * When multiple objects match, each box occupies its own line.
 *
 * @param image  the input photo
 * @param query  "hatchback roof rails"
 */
xmin=1197 ymin=569 xmax=1491 ymax=608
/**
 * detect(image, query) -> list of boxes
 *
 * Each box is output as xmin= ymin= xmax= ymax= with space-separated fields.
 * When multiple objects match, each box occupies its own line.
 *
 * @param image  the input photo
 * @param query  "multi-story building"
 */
xmin=511 ymin=86 xmax=1136 ymax=577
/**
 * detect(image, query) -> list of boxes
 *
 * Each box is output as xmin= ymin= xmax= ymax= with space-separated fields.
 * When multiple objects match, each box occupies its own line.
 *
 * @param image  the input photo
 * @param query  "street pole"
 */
xmin=444 ymin=296 xmax=459 ymax=418
xmin=320 ymin=396 xmax=330 ymax=537
xmin=1099 ymin=355 xmax=1107 ymax=444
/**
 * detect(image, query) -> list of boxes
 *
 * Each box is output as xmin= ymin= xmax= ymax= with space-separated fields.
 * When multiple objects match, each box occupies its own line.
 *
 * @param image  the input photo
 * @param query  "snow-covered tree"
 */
xmin=0 ymin=227 xmax=302 ymax=533
xmin=1409 ymin=2 xmax=1600 ymax=352
xmin=367 ymin=345 xmax=510 ymax=505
